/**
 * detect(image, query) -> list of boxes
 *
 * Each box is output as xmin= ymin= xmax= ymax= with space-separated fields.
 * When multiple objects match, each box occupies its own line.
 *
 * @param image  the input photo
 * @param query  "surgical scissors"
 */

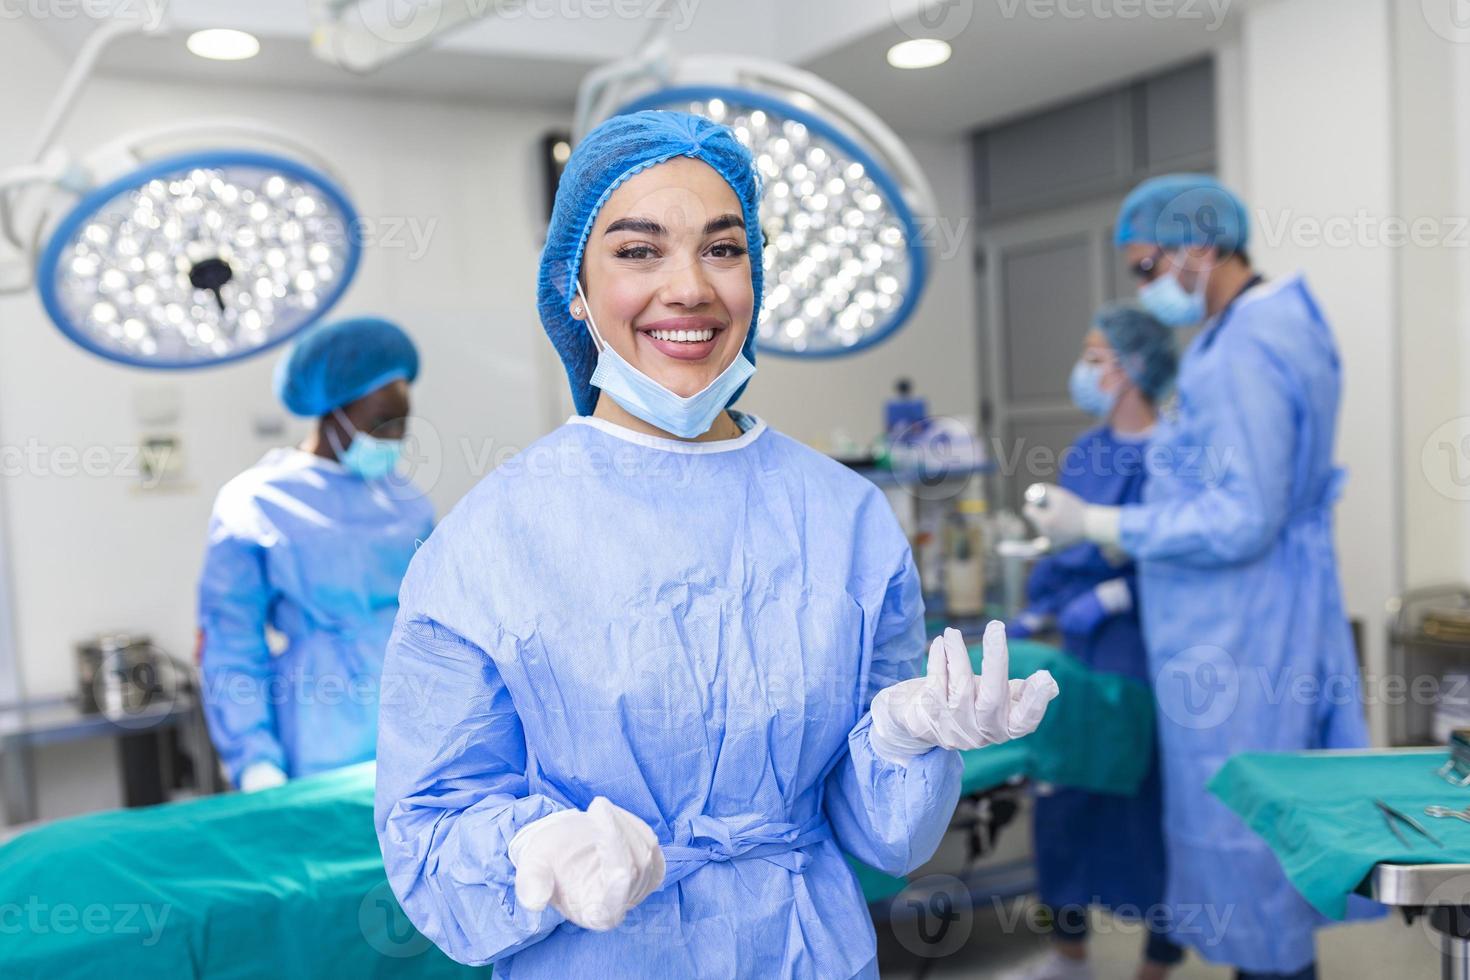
xmin=1375 ymin=799 xmax=1444 ymax=848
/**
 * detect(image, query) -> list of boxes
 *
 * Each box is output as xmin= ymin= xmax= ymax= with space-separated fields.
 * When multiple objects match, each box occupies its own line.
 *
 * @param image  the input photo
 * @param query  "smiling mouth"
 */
xmin=646 ymin=327 xmax=716 ymax=343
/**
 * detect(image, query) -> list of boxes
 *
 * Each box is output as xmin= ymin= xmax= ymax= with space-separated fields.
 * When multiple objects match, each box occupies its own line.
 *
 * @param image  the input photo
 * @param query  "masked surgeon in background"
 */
xmin=1025 ymin=176 xmax=1368 ymax=980
xmin=1006 ymin=304 xmax=1181 ymax=980
xmin=198 ymin=317 xmax=434 ymax=792
xmin=373 ymin=110 xmax=1059 ymax=979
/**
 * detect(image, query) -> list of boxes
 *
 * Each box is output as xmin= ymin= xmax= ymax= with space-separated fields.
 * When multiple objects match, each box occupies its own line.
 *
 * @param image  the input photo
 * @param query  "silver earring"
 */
xmin=572 ymin=304 xmax=583 ymax=317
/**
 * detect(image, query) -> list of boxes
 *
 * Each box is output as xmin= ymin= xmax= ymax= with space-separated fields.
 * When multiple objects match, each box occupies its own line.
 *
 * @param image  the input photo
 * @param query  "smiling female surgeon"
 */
xmin=374 ymin=111 xmax=1059 ymax=978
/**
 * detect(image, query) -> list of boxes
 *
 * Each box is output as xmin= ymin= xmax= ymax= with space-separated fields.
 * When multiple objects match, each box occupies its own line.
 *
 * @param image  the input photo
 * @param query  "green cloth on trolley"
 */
xmin=0 ymin=641 xmax=1153 ymax=974
xmin=983 ymin=638 xmax=1156 ymax=795
xmin=0 ymin=763 xmax=483 ymax=979
xmin=1209 ymin=749 xmax=1470 ymax=919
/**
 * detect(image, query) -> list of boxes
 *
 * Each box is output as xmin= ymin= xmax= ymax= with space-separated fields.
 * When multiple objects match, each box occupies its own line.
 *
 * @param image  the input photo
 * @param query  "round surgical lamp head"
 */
xmin=585 ymin=56 xmax=935 ymax=358
xmin=36 ymin=149 xmax=360 ymax=369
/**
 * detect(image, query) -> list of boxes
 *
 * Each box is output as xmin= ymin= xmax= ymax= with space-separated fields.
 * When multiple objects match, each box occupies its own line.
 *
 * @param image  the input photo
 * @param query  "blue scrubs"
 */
xmin=375 ymin=416 xmax=963 ymax=978
xmin=1026 ymin=427 xmax=1169 ymax=934
xmin=198 ymin=448 xmax=434 ymax=785
xmin=1118 ymin=276 xmax=1369 ymax=973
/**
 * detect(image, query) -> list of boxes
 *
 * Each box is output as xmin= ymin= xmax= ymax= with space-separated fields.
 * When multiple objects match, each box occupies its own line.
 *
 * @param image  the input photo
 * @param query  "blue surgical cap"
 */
xmin=537 ymin=110 xmax=764 ymax=417
xmin=1114 ymin=174 xmax=1250 ymax=255
xmin=273 ymin=316 xmax=419 ymax=417
xmin=1094 ymin=303 xmax=1178 ymax=401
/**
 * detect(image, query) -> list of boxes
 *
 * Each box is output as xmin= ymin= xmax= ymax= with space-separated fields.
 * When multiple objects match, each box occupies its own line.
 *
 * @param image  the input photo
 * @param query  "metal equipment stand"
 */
xmin=1368 ymin=863 xmax=1470 ymax=980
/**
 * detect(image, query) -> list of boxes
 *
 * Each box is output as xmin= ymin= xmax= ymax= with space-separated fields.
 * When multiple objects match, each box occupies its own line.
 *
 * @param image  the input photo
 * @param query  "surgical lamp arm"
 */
xmin=28 ymin=17 xmax=167 ymax=165
xmin=2 ymin=15 xmax=166 ymax=262
xmin=571 ymin=0 xmax=675 ymax=141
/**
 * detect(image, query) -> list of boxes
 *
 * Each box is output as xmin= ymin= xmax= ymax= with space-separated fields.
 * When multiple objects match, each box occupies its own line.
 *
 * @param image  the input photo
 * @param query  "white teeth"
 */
xmin=649 ymin=328 xmax=715 ymax=342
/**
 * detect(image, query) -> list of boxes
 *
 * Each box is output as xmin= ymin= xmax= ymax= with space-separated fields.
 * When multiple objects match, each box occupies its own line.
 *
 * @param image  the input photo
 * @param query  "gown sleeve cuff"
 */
xmin=833 ymin=713 xmax=963 ymax=874
xmin=1083 ymin=505 xmax=1123 ymax=546
xmin=452 ymin=793 xmax=574 ymax=891
xmin=855 ymin=711 xmax=953 ymax=769
xmin=1116 ymin=503 xmax=1151 ymax=552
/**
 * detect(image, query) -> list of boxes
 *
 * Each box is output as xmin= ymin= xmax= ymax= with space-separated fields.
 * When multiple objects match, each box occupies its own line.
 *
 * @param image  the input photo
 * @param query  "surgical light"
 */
xmin=887 ymin=38 xmax=952 ymax=70
xmin=37 ymin=149 xmax=359 ymax=368
xmin=186 ymin=29 xmax=260 ymax=62
xmin=581 ymin=54 xmax=936 ymax=358
xmin=1 ymin=20 xmax=361 ymax=368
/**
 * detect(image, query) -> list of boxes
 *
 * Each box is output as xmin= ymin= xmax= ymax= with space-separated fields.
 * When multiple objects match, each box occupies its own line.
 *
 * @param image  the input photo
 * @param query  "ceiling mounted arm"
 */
xmin=309 ymin=0 xmax=529 ymax=73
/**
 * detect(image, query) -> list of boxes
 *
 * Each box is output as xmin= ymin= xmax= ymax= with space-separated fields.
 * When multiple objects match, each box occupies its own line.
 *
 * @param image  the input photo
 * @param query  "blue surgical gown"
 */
xmin=1118 ymin=276 xmax=1369 ymax=973
xmin=1026 ymin=427 xmax=1166 ymax=920
xmin=198 ymin=447 xmax=434 ymax=785
xmin=375 ymin=416 xmax=963 ymax=978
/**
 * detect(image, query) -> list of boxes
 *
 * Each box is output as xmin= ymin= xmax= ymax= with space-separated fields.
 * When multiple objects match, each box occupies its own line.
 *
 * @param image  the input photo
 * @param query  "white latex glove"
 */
xmin=1094 ymin=577 xmax=1133 ymax=615
xmin=508 ymin=796 xmax=665 ymax=932
xmin=1023 ymin=483 xmax=1087 ymax=547
xmin=869 ymin=623 xmax=1060 ymax=765
xmin=238 ymin=761 xmax=288 ymax=792
xmin=1023 ymin=484 xmax=1122 ymax=549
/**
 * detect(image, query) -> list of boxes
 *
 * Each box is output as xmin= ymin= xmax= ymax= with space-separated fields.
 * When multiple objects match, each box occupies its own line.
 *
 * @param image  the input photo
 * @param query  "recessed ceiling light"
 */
xmin=887 ymin=38 xmax=952 ymax=70
xmin=186 ymin=29 xmax=260 ymax=62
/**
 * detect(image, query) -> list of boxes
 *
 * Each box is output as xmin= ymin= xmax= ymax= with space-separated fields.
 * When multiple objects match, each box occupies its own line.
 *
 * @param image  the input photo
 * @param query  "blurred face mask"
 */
xmin=575 ymin=280 xmax=755 ymax=439
xmin=1139 ymin=258 xmax=1208 ymax=328
xmin=1069 ymin=360 xmax=1118 ymax=419
xmin=329 ymin=409 xmax=403 ymax=480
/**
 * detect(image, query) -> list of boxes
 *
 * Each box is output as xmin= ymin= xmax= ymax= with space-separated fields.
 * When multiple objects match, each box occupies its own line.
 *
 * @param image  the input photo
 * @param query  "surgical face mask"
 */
xmin=1069 ymin=360 xmax=1118 ymax=419
xmin=329 ymin=409 xmax=403 ymax=480
xmin=1138 ymin=262 xmax=1208 ymax=328
xmin=575 ymin=281 xmax=755 ymax=439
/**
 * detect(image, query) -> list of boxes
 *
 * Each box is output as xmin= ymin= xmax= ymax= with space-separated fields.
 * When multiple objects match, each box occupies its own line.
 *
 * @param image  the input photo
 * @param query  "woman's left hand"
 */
xmin=868 ymin=623 xmax=1060 ymax=764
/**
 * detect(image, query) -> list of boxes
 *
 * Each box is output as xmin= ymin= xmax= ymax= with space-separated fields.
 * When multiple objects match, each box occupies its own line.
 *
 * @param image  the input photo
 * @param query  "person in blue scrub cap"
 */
xmin=198 ymin=317 xmax=434 ymax=792
xmin=1004 ymin=304 xmax=1181 ymax=980
xmin=373 ymin=110 xmax=1060 ymax=979
xmin=1113 ymin=174 xmax=1252 ymax=329
xmin=1025 ymin=175 xmax=1370 ymax=980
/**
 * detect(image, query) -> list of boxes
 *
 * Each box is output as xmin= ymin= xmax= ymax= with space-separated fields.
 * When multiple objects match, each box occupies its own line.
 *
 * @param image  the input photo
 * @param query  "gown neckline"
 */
xmin=566 ymin=413 xmax=768 ymax=455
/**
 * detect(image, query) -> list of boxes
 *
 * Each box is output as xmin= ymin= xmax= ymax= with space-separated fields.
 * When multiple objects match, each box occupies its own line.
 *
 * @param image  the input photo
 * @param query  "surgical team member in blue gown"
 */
xmin=374 ymin=111 xmax=1059 ymax=979
xmin=1005 ymin=305 xmax=1181 ymax=980
xmin=199 ymin=317 xmax=434 ymax=792
xmin=1026 ymin=176 xmax=1369 ymax=980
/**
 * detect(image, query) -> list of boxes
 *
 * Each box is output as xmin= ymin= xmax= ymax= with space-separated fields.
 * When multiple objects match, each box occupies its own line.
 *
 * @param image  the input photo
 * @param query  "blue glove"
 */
xmin=1007 ymin=609 xmax=1052 ymax=640
xmin=1058 ymin=591 xmax=1107 ymax=636
xmin=1057 ymin=579 xmax=1132 ymax=636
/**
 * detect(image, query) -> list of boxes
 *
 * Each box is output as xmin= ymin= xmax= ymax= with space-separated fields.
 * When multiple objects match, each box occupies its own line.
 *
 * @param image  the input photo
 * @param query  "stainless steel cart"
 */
xmin=1368 ymin=862 xmax=1470 ymax=979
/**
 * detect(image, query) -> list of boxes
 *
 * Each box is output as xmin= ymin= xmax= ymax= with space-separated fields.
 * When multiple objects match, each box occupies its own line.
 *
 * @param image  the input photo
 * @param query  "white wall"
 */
xmin=1395 ymin=0 xmax=1469 ymax=589
xmin=1458 ymin=33 xmax=1470 ymax=589
xmin=0 ymin=20 xmax=65 ymax=709
xmin=1230 ymin=0 xmax=1400 ymax=738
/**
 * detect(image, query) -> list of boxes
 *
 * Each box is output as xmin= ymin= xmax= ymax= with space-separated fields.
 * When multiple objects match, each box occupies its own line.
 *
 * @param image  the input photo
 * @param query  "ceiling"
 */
xmin=26 ymin=0 xmax=1245 ymax=136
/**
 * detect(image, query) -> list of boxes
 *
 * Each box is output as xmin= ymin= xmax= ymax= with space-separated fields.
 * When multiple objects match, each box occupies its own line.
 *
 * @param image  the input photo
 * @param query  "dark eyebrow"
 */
xmin=604 ymin=217 xmax=666 ymax=236
xmin=602 ymin=214 xmax=745 ymax=237
xmin=704 ymin=213 xmax=745 ymax=235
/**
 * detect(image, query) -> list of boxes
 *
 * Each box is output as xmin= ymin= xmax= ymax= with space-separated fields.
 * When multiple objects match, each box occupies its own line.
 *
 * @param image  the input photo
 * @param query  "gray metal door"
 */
xmin=979 ymin=200 xmax=1136 ymax=507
